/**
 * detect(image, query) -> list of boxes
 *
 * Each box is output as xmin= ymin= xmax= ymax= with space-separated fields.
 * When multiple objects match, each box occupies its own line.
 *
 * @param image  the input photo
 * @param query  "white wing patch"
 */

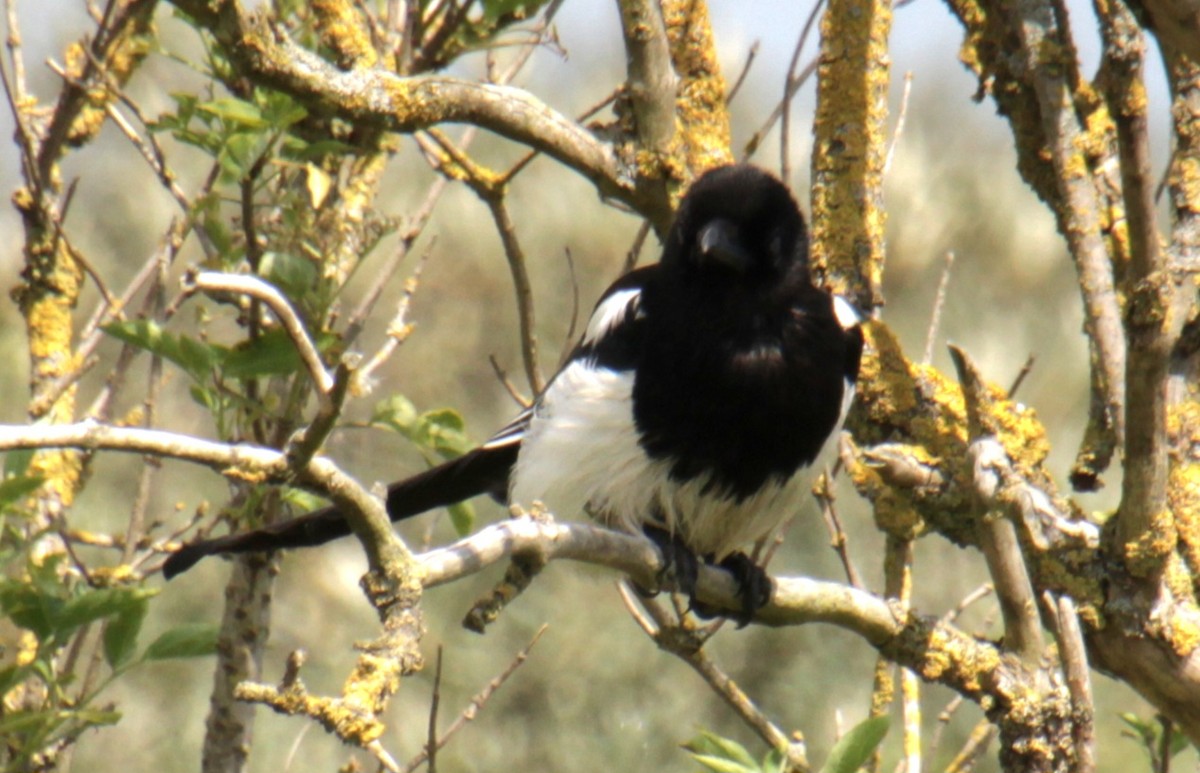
xmin=481 ymin=408 xmax=531 ymax=450
xmin=832 ymin=295 xmax=861 ymax=330
xmin=581 ymin=288 xmax=642 ymax=346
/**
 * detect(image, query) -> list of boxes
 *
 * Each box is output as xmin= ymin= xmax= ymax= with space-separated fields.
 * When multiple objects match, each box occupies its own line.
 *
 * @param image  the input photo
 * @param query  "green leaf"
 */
xmin=688 ymin=754 xmax=756 ymax=773
xmin=0 ymin=665 xmax=26 ymax=698
xmin=684 ymin=730 xmax=758 ymax=769
xmin=415 ymin=408 xmax=471 ymax=458
xmin=371 ymin=394 xmax=419 ymax=435
xmin=103 ymin=595 xmax=149 ymax=669
xmin=819 ymin=716 xmax=889 ymax=773
xmin=143 ymin=623 xmax=219 ymax=660
xmin=102 ymin=320 xmax=220 ymax=383
xmin=59 ymin=587 xmax=157 ymax=637
xmin=282 ymin=137 xmax=357 ymax=161
xmin=0 ymin=475 xmax=45 ymax=510
xmin=0 ymin=581 xmax=62 ymax=639
xmin=260 ymin=251 xmax=318 ymax=298
xmin=447 ymin=501 xmax=475 ymax=537
xmin=259 ymin=91 xmax=307 ymax=128
xmin=196 ymin=96 xmax=268 ymax=129
xmin=178 ymin=334 xmax=221 ymax=379
xmin=760 ymin=747 xmax=786 ymax=773
xmin=481 ymin=0 xmax=551 ymax=22
xmin=221 ymin=327 xmax=304 ymax=379
xmin=72 ymin=708 xmax=123 ymax=727
xmin=4 ymin=449 xmax=35 ymax=477
xmin=280 ymin=486 xmax=326 ymax=512
xmin=189 ymin=383 xmax=219 ymax=412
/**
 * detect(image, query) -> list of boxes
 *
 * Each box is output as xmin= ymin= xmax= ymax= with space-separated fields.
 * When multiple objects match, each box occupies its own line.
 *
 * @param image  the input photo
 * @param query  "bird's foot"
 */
xmin=641 ymin=525 xmax=701 ymax=601
xmin=639 ymin=529 xmax=771 ymax=627
xmin=709 ymin=552 xmax=773 ymax=627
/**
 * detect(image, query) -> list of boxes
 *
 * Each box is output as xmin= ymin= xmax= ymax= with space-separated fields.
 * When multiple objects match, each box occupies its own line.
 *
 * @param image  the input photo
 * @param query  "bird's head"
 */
xmin=662 ymin=165 xmax=808 ymax=280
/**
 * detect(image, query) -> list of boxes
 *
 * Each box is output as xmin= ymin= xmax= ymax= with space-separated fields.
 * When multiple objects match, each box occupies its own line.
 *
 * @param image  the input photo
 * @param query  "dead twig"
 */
xmin=402 ymin=625 xmax=549 ymax=773
xmin=922 ymin=251 xmax=955 ymax=366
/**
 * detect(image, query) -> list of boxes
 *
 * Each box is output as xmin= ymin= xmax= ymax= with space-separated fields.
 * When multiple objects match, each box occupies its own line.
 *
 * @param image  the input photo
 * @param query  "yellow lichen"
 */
xmin=1123 ymin=508 xmax=1178 ymax=577
xmin=1171 ymin=461 xmax=1200 ymax=580
xmin=661 ymin=0 xmax=733 ymax=176
xmin=810 ymin=0 xmax=892 ymax=303
xmin=313 ymin=0 xmax=379 ymax=70
xmin=342 ymin=653 xmax=402 ymax=716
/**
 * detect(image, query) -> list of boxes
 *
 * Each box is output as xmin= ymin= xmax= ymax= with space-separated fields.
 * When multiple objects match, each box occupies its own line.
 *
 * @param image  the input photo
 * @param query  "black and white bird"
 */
xmin=164 ymin=164 xmax=864 ymax=618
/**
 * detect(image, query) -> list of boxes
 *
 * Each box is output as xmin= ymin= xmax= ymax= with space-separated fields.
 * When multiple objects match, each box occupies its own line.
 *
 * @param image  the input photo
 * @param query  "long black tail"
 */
xmin=162 ymin=443 xmax=518 ymax=579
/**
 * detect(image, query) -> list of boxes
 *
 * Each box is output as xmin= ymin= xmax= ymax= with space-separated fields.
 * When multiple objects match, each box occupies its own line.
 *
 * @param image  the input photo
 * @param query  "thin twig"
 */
xmin=488 ymin=354 xmax=531 ymax=408
xmin=943 ymin=719 xmax=996 ymax=773
xmin=925 ymin=694 xmax=964 ymax=773
xmin=623 ymin=220 xmax=653 ymax=273
xmin=1053 ymin=594 xmax=1095 ymax=773
xmin=559 ymin=246 xmax=581 ymax=367
xmin=427 ymin=646 xmax=443 ymax=773
xmin=1007 ymin=354 xmax=1035 ymax=398
xmin=616 ymin=583 xmax=807 ymax=769
xmin=938 ymin=584 xmax=993 ymax=627
xmin=780 ymin=0 xmax=825 ymax=182
xmin=484 ymin=193 xmax=543 ymax=393
xmin=356 ymin=245 xmax=430 ymax=387
xmin=55 ymin=223 xmax=121 ymax=316
xmin=922 ymin=251 xmax=955 ymax=366
xmin=122 ymin=249 xmax=169 ymax=565
xmin=742 ymin=0 xmax=821 ymax=162
xmin=418 ymin=129 xmax=545 ymax=392
xmin=343 ymin=179 xmax=446 ymax=346
xmin=814 ymin=466 xmax=864 ymax=589
xmin=1158 ymin=716 xmax=1174 ymax=773
xmin=883 ymin=71 xmax=913 ymax=175
xmin=726 ymin=40 xmax=759 ymax=103
xmin=402 ymin=625 xmax=548 ymax=773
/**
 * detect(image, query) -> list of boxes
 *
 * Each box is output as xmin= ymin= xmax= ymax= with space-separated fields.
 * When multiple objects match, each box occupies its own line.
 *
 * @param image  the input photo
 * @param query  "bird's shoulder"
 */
xmin=570 ymin=264 xmax=660 ymax=372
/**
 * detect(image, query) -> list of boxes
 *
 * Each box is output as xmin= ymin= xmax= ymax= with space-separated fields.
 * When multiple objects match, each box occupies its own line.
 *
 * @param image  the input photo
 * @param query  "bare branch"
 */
xmin=883 ymin=70 xmax=913 ymax=176
xmin=1049 ymin=593 xmax=1095 ymax=773
xmin=417 ymin=130 xmax=545 ymax=392
xmin=726 ymin=40 xmax=759 ymax=103
xmin=344 ymin=181 xmax=445 ymax=347
xmin=952 ymin=346 xmax=1046 ymax=664
xmin=166 ymin=0 xmax=641 ymax=217
xmin=780 ymin=0 xmax=824 ymax=182
xmin=616 ymin=583 xmax=807 ymax=768
xmin=402 ymin=625 xmax=548 ymax=773
xmin=814 ymin=465 xmax=864 ymax=589
xmin=188 ymin=271 xmax=334 ymax=394
xmin=944 ymin=719 xmax=997 ymax=773
xmin=922 ymin=251 xmax=955 ymax=366
xmin=356 ymin=247 xmax=429 ymax=388
xmin=617 ymin=0 xmax=678 ymax=160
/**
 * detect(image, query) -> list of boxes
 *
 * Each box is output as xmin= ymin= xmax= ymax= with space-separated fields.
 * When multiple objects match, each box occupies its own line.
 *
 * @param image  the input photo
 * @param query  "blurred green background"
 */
xmin=0 ymin=2 xmax=1185 ymax=771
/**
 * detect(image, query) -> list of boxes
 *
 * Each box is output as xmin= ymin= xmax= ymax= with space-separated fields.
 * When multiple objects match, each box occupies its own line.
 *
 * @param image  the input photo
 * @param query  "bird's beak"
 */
xmin=697 ymin=219 xmax=751 ymax=272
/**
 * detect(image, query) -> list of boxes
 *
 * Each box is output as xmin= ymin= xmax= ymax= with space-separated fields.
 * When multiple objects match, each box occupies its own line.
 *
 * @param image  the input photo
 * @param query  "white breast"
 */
xmin=509 ymin=359 xmax=853 ymax=559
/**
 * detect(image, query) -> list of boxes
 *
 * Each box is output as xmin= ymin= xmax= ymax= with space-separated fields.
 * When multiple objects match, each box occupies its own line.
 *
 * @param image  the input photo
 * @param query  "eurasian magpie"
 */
xmin=163 ymin=164 xmax=864 ymax=618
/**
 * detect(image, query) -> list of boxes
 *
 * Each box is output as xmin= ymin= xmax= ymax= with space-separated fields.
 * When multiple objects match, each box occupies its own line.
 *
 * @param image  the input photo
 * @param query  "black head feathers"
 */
xmin=662 ymin=165 xmax=808 ymax=278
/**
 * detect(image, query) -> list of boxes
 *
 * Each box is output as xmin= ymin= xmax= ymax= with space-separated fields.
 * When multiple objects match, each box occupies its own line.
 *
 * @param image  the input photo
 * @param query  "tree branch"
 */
xmin=166 ymin=0 xmax=640 ymax=215
xmin=617 ymin=0 xmax=678 ymax=161
xmin=188 ymin=271 xmax=335 ymax=395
